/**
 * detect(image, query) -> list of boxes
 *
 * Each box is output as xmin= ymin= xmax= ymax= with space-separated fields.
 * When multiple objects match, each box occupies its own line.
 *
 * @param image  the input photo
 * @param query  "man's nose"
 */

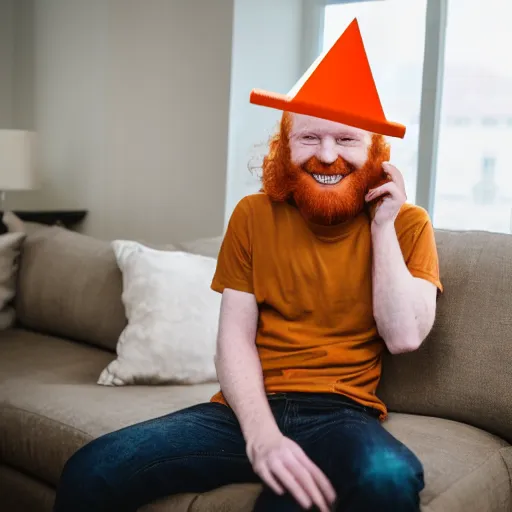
xmin=318 ymin=140 xmax=338 ymax=164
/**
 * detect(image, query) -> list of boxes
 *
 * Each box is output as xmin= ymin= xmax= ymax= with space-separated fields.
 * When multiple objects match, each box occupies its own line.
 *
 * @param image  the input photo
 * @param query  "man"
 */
xmin=53 ymin=19 xmax=441 ymax=512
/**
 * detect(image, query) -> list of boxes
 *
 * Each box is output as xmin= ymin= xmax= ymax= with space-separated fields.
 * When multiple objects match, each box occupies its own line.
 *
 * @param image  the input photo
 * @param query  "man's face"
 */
xmin=261 ymin=112 xmax=390 ymax=225
xmin=289 ymin=113 xmax=371 ymax=172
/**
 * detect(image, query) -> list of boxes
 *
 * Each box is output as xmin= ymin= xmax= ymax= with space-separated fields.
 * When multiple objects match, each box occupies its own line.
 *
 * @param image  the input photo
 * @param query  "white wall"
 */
xmin=3 ymin=0 xmax=313 ymax=241
xmin=5 ymin=0 xmax=234 ymax=244
xmin=0 ymin=0 xmax=36 ymax=208
xmin=11 ymin=0 xmax=34 ymax=130
xmin=13 ymin=0 xmax=109 ymax=219
xmin=101 ymin=0 xmax=234 ymax=243
xmin=224 ymin=0 xmax=306 ymax=224
xmin=0 ymin=0 xmax=14 ymax=128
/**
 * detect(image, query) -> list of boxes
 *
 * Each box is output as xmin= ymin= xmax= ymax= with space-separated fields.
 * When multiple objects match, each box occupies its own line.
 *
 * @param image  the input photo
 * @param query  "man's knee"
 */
xmin=356 ymin=448 xmax=424 ymax=505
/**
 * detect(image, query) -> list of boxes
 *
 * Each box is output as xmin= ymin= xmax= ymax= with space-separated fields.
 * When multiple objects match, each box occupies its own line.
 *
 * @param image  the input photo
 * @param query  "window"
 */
xmin=323 ymin=0 xmax=428 ymax=203
xmin=322 ymin=0 xmax=512 ymax=234
xmin=433 ymin=0 xmax=512 ymax=233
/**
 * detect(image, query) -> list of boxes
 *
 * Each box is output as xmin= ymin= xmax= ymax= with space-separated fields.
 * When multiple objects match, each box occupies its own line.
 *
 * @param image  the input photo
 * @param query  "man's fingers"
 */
xmin=269 ymin=458 xmax=312 ymax=510
xmin=365 ymin=182 xmax=396 ymax=202
xmin=382 ymin=162 xmax=406 ymax=192
xmin=293 ymin=448 xmax=337 ymax=504
xmin=382 ymin=162 xmax=402 ymax=182
xmin=257 ymin=463 xmax=285 ymax=496
xmin=382 ymin=161 xmax=398 ymax=177
xmin=284 ymin=453 xmax=331 ymax=512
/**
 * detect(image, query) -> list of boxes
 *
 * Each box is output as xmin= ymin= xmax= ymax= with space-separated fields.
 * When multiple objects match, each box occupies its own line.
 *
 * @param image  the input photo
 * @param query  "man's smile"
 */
xmin=311 ymin=173 xmax=345 ymax=185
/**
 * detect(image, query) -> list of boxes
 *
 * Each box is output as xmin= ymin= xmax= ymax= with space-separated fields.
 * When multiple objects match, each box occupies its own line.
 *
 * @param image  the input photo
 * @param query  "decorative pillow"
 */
xmin=0 ymin=232 xmax=26 ymax=330
xmin=98 ymin=240 xmax=220 ymax=386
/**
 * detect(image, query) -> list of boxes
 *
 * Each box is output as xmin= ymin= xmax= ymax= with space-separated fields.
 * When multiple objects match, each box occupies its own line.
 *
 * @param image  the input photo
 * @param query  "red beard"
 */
xmin=261 ymin=114 xmax=391 ymax=225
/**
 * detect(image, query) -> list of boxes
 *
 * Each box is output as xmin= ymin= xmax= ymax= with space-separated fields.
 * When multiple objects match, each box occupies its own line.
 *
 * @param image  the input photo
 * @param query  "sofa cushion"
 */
xmin=98 ymin=242 xmax=219 ymax=387
xmin=15 ymin=225 xmax=130 ymax=352
xmin=378 ymin=229 xmax=512 ymax=444
xmin=0 ymin=464 xmax=55 ymax=512
xmin=0 ymin=232 xmax=26 ymax=330
xmin=175 ymin=235 xmax=223 ymax=259
xmin=1 ymin=329 xmax=510 ymax=511
xmin=14 ymin=225 xmax=218 ymax=355
xmin=139 ymin=484 xmax=260 ymax=512
xmin=0 ymin=329 xmax=219 ymax=488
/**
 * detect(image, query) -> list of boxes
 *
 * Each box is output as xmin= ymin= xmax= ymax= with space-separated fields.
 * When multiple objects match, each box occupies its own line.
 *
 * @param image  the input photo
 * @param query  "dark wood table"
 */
xmin=0 ymin=210 xmax=88 ymax=234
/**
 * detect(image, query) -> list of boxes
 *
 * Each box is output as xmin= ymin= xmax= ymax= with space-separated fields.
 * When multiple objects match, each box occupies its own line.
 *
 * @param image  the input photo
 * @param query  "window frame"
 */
xmin=302 ymin=0 xmax=449 ymax=216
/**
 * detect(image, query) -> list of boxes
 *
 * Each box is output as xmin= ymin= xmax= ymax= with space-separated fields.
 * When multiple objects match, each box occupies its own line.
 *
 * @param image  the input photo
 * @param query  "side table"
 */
xmin=0 ymin=210 xmax=88 ymax=235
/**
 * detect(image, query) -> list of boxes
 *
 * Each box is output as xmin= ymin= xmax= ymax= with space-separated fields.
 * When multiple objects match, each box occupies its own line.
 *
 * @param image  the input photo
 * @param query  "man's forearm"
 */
xmin=371 ymin=221 xmax=424 ymax=353
xmin=215 ymin=340 xmax=279 ymax=441
xmin=214 ymin=294 xmax=279 ymax=442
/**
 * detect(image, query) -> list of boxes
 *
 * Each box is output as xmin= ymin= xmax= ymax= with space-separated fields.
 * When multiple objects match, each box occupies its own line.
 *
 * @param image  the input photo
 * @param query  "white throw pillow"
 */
xmin=98 ymin=240 xmax=220 ymax=386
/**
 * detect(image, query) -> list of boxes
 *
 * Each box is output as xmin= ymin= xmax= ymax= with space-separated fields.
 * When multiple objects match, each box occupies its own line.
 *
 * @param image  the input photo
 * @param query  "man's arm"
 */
xmin=366 ymin=162 xmax=438 ymax=354
xmin=370 ymin=222 xmax=437 ymax=354
xmin=214 ymin=288 xmax=336 ymax=511
xmin=214 ymin=288 xmax=279 ymax=441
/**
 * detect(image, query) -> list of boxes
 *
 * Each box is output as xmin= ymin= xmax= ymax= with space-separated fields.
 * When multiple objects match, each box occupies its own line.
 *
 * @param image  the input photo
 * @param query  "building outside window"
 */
xmin=322 ymin=0 xmax=512 ymax=234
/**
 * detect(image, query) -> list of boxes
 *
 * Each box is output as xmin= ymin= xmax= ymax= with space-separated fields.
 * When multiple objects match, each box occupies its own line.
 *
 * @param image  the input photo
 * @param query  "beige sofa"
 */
xmin=0 ymin=221 xmax=511 ymax=512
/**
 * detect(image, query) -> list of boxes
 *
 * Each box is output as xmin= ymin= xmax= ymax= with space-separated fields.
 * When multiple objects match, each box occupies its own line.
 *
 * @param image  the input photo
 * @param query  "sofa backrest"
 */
xmin=378 ymin=228 xmax=512 ymax=444
xmin=13 ymin=223 xmax=512 ymax=442
xmin=15 ymin=226 xmax=130 ymax=352
xmin=13 ymin=225 xmax=219 ymax=353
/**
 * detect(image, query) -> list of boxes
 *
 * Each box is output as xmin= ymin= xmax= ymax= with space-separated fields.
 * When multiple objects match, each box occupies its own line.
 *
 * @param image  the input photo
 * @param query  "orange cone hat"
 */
xmin=250 ymin=18 xmax=406 ymax=138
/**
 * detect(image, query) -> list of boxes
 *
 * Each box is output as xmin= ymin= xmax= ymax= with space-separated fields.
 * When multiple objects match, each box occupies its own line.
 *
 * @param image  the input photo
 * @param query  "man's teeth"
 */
xmin=312 ymin=174 xmax=344 ymax=185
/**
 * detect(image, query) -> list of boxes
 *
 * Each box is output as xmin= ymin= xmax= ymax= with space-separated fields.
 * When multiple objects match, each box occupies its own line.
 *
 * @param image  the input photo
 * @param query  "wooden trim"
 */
xmin=415 ymin=0 xmax=448 ymax=215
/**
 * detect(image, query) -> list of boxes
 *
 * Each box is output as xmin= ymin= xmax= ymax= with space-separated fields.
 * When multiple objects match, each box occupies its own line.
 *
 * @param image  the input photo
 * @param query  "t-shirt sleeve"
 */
xmin=398 ymin=207 xmax=443 ymax=293
xmin=211 ymin=198 xmax=254 ymax=295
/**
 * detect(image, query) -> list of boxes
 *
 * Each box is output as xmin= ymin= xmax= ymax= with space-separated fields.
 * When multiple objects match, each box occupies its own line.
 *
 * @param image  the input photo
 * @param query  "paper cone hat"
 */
xmin=250 ymin=18 xmax=405 ymax=138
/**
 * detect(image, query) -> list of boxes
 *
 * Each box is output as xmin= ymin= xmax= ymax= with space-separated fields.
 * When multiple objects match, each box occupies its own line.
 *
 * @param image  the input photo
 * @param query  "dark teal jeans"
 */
xmin=53 ymin=392 xmax=423 ymax=511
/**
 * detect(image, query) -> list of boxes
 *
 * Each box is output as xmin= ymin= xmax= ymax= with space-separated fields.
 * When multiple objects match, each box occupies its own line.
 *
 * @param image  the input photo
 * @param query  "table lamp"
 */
xmin=0 ymin=130 xmax=37 ymax=210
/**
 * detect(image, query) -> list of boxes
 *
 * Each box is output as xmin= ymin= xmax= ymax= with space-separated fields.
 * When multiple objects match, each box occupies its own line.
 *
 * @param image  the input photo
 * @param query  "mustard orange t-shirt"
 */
xmin=210 ymin=193 xmax=442 ymax=420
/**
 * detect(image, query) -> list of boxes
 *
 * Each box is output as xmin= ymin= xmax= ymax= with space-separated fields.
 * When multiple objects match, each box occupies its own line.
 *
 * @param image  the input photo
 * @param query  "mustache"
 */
xmin=301 ymin=156 xmax=357 ymax=176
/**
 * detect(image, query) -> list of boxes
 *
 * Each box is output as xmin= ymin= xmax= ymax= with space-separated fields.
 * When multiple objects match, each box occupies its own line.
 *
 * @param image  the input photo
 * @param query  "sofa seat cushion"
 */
xmin=0 ymin=464 xmax=56 ymax=512
xmin=0 ymin=329 xmax=220 ymax=487
xmin=1 ymin=329 xmax=511 ymax=511
xmin=384 ymin=416 xmax=511 ymax=511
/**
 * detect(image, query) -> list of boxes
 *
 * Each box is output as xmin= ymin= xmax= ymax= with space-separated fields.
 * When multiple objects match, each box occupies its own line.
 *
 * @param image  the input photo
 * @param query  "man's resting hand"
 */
xmin=246 ymin=425 xmax=337 ymax=511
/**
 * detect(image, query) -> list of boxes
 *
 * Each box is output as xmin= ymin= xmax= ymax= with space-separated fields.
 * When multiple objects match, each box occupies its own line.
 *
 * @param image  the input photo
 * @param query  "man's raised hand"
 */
xmin=365 ymin=162 xmax=407 ymax=226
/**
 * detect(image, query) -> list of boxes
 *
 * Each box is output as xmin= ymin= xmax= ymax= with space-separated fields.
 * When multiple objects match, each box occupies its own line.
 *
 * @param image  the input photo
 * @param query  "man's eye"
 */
xmin=337 ymin=137 xmax=354 ymax=144
xmin=302 ymin=135 xmax=319 ymax=144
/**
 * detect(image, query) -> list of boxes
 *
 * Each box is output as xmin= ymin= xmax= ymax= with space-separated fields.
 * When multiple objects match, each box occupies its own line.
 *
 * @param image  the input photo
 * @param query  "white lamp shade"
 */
xmin=0 ymin=130 xmax=37 ymax=191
